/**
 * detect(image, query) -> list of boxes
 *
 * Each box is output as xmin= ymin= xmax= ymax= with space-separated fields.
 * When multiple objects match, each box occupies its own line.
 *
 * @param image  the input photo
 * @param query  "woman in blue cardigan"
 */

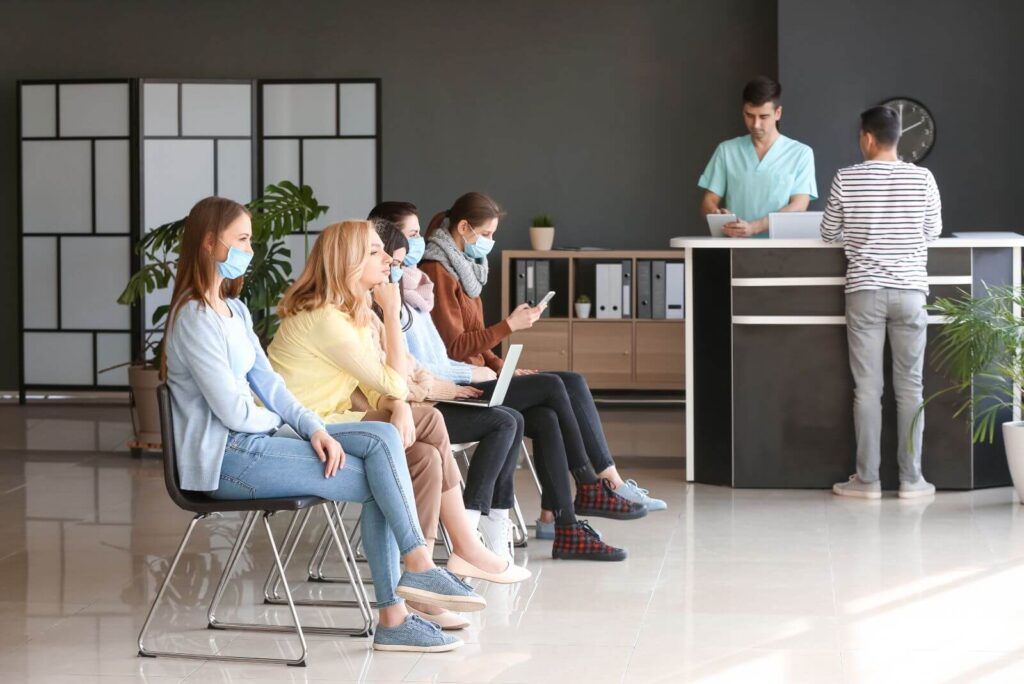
xmin=163 ymin=196 xmax=482 ymax=652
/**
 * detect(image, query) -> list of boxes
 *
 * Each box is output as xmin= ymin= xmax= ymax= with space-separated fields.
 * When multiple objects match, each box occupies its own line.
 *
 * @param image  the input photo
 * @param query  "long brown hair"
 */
xmin=277 ymin=220 xmax=376 ymax=328
xmin=425 ymin=192 xmax=504 ymax=239
xmin=163 ymin=196 xmax=251 ymax=377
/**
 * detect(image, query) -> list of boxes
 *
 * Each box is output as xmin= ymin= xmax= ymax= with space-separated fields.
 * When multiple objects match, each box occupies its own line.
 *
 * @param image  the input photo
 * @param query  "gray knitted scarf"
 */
xmin=423 ymin=228 xmax=489 ymax=298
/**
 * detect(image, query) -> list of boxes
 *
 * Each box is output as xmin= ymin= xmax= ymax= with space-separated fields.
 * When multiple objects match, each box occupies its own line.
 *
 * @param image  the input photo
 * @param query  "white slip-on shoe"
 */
xmin=833 ymin=474 xmax=882 ymax=499
xmin=407 ymin=602 xmax=471 ymax=630
xmin=446 ymin=552 xmax=531 ymax=584
xmin=898 ymin=478 xmax=936 ymax=499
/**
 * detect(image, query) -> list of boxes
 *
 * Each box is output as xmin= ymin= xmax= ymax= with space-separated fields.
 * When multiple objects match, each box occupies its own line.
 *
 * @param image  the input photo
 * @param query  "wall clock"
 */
xmin=880 ymin=97 xmax=935 ymax=163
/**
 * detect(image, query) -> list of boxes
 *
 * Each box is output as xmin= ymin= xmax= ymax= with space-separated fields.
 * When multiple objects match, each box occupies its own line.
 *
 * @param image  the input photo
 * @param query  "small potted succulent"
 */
xmin=530 ymin=214 xmax=555 ymax=251
xmin=574 ymin=294 xmax=592 ymax=319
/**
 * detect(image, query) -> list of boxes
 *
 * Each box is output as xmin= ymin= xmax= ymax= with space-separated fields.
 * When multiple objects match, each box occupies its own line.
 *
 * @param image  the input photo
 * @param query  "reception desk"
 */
xmin=669 ymin=233 xmax=1024 ymax=489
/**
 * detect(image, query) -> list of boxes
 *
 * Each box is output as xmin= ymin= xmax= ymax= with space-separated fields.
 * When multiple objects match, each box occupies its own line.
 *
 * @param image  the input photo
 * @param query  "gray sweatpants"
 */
xmin=846 ymin=288 xmax=928 ymax=484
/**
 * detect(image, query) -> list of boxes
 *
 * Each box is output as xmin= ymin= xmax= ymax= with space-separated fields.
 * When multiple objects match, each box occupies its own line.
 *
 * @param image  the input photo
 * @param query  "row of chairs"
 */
xmin=138 ymin=385 xmax=543 ymax=667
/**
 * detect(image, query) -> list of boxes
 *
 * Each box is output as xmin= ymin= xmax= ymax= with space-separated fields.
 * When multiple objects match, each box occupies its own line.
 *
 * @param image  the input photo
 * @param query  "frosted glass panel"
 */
xmin=60 ymin=83 xmax=129 ymax=137
xmin=144 ymin=139 xmax=214 ymax=229
xmin=22 ymin=140 xmax=92 ymax=233
xmin=263 ymin=84 xmax=335 ymax=136
xmin=182 ymin=83 xmax=252 ymax=137
xmin=303 ymin=139 xmax=376 ymax=229
xmin=217 ymin=140 xmax=252 ymax=204
xmin=144 ymin=83 xmax=178 ymax=136
xmin=96 ymin=333 xmax=131 ymax=386
xmin=24 ymin=332 xmax=93 ymax=385
xmin=61 ymin=237 xmax=131 ymax=330
xmin=283 ymin=232 xmax=319 ymax=277
xmin=23 ymin=237 xmax=57 ymax=329
xmin=21 ymin=85 xmax=56 ymax=138
xmin=95 ymin=140 xmax=130 ymax=233
xmin=263 ymin=139 xmax=299 ymax=186
xmin=338 ymin=84 xmax=376 ymax=135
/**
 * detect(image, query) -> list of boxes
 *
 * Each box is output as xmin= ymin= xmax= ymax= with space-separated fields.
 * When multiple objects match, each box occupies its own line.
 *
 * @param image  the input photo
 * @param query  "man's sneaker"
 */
xmin=535 ymin=518 xmax=601 ymax=540
xmin=574 ymin=480 xmax=648 ymax=520
xmin=372 ymin=614 xmax=464 ymax=652
xmin=552 ymin=520 xmax=626 ymax=561
xmin=396 ymin=567 xmax=486 ymax=612
xmin=479 ymin=514 xmax=514 ymax=565
xmin=616 ymin=479 xmax=668 ymax=511
xmin=833 ymin=475 xmax=882 ymax=499
xmin=899 ymin=478 xmax=936 ymax=499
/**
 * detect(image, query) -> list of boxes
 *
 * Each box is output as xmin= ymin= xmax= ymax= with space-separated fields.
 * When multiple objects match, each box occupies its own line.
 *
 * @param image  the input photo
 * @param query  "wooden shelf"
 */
xmin=501 ymin=250 xmax=685 ymax=391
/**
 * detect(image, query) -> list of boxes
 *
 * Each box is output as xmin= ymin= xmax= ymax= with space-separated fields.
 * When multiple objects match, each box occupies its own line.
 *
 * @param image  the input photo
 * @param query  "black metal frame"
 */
xmin=17 ymin=79 xmax=138 ymax=401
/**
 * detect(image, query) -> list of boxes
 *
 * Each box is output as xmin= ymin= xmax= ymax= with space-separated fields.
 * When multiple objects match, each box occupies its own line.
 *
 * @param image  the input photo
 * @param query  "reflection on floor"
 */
xmin=1 ymin=402 xmax=1024 ymax=682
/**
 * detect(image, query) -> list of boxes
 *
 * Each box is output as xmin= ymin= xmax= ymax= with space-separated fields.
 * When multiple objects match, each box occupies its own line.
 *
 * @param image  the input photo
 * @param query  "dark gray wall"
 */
xmin=779 ymin=0 xmax=1022 ymax=233
xmin=0 ymin=0 xmax=776 ymax=389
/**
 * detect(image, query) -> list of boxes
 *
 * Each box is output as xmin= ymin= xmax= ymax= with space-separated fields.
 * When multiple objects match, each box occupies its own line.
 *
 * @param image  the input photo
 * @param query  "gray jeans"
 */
xmin=846 ymin=288 xmax=928 ymax=484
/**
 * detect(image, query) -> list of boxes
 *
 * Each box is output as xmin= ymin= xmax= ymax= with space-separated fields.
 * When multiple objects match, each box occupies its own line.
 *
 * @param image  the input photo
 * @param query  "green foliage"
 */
xmin=922 ymin=286 xmax=1024 ymax=443
xmin=575 ymin=294 xmax=591 ymax=303
xmin=114 ymin=182 xmax=327 ymax=366
xmin=531 ymin=214 xmax=555 ymax=228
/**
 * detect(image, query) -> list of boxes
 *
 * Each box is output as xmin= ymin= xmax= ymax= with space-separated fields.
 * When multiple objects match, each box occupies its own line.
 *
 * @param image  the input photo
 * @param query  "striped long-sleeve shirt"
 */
xmin=820 ymin=160 xmax=942 ymax=293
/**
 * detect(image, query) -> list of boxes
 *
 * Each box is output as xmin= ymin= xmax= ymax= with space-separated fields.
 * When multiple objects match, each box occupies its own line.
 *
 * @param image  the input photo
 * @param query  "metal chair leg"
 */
xmin=511 ymin=495 xmax=529 ymax=545
xmin=263 ymin=507 xmax=314 ymax=604
xmin=138 ymin=511 xmax=307 ymax=667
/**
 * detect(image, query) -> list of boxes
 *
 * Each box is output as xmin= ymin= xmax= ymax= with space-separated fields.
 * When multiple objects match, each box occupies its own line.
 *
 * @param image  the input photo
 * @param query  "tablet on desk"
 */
xmin=707 ymin=213 xmax=737 ymax=238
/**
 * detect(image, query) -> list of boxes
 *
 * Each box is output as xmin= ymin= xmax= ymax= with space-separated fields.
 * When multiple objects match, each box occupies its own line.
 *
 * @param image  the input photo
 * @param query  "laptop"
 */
xmin=436 ymin=344 xmax=523 ymax=408
xmin=768 ymin=211 xmax=825 ymax=239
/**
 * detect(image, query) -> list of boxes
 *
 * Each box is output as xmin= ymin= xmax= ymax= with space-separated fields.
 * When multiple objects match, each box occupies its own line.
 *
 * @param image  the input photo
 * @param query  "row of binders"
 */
xmin=514 ymin=260 xmax=552 ymax=318
xmin=596 ymin=260 xmax=684 ymax=319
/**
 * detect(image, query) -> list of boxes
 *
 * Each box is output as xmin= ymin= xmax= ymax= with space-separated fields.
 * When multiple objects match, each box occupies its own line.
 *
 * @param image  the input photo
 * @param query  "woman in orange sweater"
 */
xmin=419 ymin=193 xmax=666 ymax=558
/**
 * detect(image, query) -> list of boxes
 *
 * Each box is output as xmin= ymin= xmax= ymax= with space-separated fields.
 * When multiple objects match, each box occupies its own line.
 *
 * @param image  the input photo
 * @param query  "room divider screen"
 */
xmin=17 ymin=78 xmax=381 ymax=400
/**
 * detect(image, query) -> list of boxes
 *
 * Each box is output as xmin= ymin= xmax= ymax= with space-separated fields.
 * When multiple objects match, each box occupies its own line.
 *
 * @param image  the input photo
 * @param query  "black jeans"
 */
xmin=472 ymin=373 xmax=600 ymax=525
xmin=434 ymin=403 xmax=523 ymax=514
xmin=544 ymin=371 xmax=616 ymax=474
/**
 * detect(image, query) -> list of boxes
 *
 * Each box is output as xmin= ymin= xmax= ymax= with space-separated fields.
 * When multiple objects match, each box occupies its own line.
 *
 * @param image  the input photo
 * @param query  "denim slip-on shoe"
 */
xmin=616 ymin=479 xmax=668 ymax=511
xmin=899 ymin=478 xmax=936 ymax=499
xmin=446 ymin=552 xmax=532 ymax=584
xmin=396 ymin=567 xmax=486 ymax=612
xmin=536 ymin=518 xmax=602 ymax=540
xmin=407 ymin=602 xmax=470 ymax=631
xmin=833 ymin=475 xmax=882 ymax=499
xmin=574 ymin=480 xmax=648 ymax=520
xmin=552 ymin=520 xmax=626 ymax=561
xmin=373 ymin=614 xmax=464 ymax=652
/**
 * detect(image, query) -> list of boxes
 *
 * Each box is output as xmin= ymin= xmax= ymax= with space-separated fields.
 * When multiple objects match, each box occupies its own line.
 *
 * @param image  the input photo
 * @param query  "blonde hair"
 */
xmin=277 ymin=220 xmax=375 ymax=327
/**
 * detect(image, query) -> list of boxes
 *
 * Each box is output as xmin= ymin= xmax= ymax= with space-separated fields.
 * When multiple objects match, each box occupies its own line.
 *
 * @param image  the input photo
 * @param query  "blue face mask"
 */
xmin=390 ymin=265 xmax=404 ymax=284
xmin=463 ymin=227 xmax=495 ymax=259
xmin=217 ymin=240 xmax=253 ymax=279
xmin=404 ymin=236 xmax=425 ymax=266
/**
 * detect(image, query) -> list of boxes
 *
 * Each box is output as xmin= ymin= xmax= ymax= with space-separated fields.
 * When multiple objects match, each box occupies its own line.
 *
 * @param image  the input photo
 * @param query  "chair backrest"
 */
xmin=157 ymin=383 xmax=204 ymax=510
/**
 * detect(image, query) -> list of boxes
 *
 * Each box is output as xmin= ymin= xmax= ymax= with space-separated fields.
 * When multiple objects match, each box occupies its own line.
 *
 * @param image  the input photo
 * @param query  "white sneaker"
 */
xmin=478 ymin=515 xmax=514 ymax=565
xmin=833 ymin=474 xmax=882 ymax=499
xmin=898 ymin=478 xmax=936 ymax=499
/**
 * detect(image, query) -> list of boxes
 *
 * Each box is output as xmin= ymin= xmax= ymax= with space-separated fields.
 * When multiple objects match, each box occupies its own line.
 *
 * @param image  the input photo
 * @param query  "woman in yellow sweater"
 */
xmin=268 ymin=221 xmax=528 ymax=627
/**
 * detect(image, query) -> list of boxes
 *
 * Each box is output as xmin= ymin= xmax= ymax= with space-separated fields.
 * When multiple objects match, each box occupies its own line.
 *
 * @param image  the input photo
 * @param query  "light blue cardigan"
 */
xmin=403 ymin=306 xmax=476 ymax=385
xmin=165 ymin=298 xmax=325 ymax=491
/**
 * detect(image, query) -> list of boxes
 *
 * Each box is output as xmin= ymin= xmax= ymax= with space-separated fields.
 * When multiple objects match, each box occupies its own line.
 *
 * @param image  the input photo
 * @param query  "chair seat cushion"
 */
xmin=177 ymin=492 xmax=328 ymax=514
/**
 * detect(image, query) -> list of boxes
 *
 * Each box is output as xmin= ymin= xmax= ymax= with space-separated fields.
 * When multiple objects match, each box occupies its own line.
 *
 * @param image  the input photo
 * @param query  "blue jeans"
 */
xmin=209 ymin=421 xmax=425 ymax=608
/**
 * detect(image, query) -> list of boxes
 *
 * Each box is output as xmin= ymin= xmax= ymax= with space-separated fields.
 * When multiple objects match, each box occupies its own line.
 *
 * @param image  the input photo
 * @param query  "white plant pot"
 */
xmin=575 ymin=302 xmax=591 ymax=319
xmin=1002 ymin=421 xmax=1024 ymax=504
xmin=530 ymin=227 xmax=555 ymax=251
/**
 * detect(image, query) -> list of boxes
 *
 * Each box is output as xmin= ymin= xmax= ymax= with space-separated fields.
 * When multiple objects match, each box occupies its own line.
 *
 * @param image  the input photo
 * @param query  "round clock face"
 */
xmin=881 ymin=98 xmax=935 ymax=163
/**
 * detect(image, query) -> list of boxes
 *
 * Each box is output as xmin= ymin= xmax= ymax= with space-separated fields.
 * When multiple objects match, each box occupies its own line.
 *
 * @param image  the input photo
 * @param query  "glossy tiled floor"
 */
xmin=2 ymin=403 xmax=1024 ymax=682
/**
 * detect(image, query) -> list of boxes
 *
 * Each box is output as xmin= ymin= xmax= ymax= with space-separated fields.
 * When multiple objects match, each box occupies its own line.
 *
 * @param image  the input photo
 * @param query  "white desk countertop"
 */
xmin=669 ymin=232 xmax=1024 ymax=250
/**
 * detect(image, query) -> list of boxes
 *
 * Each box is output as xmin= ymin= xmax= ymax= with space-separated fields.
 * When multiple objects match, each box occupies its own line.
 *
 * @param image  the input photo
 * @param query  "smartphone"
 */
xmin=537 ymin=290 xmax=556 ymax=308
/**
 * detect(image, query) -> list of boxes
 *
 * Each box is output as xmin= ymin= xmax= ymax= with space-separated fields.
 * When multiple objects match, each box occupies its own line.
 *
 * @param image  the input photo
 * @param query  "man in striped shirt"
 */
xmin=821 ymin=105 xmax=942 ymax=500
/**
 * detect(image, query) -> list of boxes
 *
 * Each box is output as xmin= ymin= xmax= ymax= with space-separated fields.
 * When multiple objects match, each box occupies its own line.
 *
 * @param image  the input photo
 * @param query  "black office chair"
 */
xmin=137 ymin=384 xmax=327 ymax=666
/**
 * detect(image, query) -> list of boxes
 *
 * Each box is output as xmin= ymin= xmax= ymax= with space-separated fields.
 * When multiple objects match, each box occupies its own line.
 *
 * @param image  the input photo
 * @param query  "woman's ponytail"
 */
xmin=425 ymin=210 xmax=448 ymax=238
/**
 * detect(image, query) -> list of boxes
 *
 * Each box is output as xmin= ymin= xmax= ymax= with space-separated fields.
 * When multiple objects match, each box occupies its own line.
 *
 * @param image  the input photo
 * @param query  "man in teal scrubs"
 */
xmin=699 ymin=77 xmax=817 ymax=238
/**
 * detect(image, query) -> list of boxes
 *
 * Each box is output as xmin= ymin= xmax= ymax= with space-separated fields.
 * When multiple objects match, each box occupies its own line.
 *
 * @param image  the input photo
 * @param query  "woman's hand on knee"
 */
xmin=311 ymin=429 xmax=346 ymax=478
xmin=388 ymin=400 xmax=417 ymax=449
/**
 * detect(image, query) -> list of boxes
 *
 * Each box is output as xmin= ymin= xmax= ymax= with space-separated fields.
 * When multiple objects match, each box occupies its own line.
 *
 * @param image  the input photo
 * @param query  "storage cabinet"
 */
xmin=501 ymin=250 xmax=686 ymax=391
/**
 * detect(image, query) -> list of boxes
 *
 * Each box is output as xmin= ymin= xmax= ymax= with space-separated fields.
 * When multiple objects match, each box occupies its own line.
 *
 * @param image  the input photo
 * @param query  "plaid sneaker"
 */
xmin=552 ymin=520 xmax=626 ymax=561
xmin=574 ymin=479 xmax=648 ymax=520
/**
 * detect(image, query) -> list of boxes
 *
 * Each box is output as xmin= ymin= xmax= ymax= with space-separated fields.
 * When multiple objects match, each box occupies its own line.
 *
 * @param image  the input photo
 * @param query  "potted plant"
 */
xmin=574 ymin=294 xmax=591 ymax=319
xmin=530 ymin=214 xmax=556 ymax=251
xmin=925 ymin=287 xmax=1024 ymax=502
xmin=108 ymin=181 xmax=327 ymax=448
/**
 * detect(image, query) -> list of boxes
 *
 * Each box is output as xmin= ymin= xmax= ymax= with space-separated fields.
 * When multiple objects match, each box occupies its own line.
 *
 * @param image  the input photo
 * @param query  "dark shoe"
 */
xmin=574 ymin=480 xmax=648 ymax=520
xmin=552 ymin=520 xmax=626 ymax=561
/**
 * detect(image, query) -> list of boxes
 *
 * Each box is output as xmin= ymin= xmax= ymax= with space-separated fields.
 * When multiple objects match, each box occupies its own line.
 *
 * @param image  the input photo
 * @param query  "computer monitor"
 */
xmin=768 ymin=211 xmax=825 ymax=239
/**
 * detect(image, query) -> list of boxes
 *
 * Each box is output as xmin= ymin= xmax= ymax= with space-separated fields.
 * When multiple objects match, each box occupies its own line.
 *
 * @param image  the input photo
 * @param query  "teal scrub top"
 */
xmin=698 ymin=135 xmax=817 ymax=238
